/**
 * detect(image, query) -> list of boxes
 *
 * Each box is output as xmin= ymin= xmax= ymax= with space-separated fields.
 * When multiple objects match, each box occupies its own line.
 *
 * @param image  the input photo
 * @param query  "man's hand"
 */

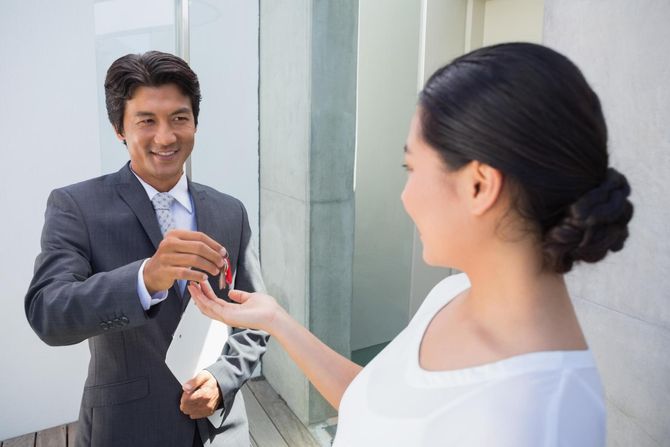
xmin=144 ymin=230 xmax=227 ymax=294
xmin=180 ymin=370 xmax=222 ymax=419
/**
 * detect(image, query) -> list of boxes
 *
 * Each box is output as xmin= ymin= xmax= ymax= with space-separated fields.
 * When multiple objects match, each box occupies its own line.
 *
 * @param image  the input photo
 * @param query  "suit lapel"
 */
xmin=115 ymin=167 xmax=164 ymax=250
xmin=182 ymin=181 xmax=222 ymax=310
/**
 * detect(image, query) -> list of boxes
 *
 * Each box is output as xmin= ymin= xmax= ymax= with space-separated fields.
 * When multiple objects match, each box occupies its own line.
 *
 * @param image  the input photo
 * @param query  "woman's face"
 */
xmin=401 ymin=111 xmax=473 ymax=268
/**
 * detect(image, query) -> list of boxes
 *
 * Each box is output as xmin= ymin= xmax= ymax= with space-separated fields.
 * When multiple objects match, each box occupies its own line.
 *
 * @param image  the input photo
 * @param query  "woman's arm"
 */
xmin=188 ymin=282 xmax=362 ymax=409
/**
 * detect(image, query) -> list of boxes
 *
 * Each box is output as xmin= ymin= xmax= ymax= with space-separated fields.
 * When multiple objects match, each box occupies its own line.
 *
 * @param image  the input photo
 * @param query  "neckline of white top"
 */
xmin=405 ymin=274 xmax=597 ymax=388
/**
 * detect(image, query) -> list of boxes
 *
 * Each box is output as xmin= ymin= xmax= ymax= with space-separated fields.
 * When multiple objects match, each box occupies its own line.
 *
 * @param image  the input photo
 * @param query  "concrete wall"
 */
xmin=259 ymin=0 xmax=358 ymax=424
xmin=544 ymin=1 xmax=670 ymax=445
xmin=259 ymin=0 xmax=313 ymax=422
xmin=351 ymin=0 xmax=421 ymax=352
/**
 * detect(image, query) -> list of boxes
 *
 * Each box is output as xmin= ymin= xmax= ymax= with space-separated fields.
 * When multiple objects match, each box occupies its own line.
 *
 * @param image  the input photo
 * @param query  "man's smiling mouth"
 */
xmin=151 ymin=149 xmax=179 ymax=158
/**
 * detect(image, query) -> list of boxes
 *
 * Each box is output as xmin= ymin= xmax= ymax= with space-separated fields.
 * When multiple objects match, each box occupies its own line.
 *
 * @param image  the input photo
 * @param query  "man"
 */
xmin=25 ymin=51 xmax=267 ymax=446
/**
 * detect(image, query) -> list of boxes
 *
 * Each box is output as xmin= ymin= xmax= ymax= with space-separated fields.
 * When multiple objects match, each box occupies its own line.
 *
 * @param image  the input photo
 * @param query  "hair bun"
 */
xmin=543 ymin=168 xmax=634 ymax=273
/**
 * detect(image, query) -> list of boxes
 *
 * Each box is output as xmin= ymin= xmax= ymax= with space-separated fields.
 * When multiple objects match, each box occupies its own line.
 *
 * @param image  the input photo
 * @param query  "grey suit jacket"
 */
xmin=25 ymin=164 xmax=269 ymax=447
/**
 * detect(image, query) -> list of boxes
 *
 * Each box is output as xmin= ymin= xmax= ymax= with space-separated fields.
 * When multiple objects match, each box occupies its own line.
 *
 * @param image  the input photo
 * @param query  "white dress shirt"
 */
xmin=131 ymin=170 xmax=197 ymax=310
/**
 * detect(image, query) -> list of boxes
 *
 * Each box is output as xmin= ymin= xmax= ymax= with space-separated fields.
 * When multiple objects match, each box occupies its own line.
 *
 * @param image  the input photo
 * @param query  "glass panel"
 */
xmin=93 ymin=0 xmax=176 ymax=174
xmin=189 ymin=0 xmax=260 ymax=238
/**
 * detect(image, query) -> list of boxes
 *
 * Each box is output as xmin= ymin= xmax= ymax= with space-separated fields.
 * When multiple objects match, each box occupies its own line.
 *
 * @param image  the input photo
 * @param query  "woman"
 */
xmin=188 ymin=43 xmax=633 ymax=446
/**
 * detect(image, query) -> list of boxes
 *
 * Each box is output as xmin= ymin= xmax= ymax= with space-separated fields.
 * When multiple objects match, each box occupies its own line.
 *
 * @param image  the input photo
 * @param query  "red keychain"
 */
xmin=219 ymin=253 xmax=233 ymax=290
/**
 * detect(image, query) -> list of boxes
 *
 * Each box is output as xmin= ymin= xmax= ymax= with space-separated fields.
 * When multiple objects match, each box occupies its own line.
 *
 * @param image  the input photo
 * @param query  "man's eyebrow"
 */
xmin=133 ymin=108 xmax=191 ymax=117
xmin=171 ymin=108 xmax=192 ymax=115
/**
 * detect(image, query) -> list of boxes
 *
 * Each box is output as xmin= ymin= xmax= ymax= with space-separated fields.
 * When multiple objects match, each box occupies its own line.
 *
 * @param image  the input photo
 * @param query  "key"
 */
xmin=219 ymin=253 xmax=233 ymax=290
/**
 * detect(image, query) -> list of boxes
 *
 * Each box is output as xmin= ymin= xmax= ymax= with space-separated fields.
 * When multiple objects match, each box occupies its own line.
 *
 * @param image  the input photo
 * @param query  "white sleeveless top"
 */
xmin=334 ymin=274 xmax=605 ymax=446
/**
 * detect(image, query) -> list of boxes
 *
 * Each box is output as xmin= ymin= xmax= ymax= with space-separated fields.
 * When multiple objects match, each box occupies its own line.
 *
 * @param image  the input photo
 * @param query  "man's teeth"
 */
xmin=155 ymin=151 xmax=177 ymax=156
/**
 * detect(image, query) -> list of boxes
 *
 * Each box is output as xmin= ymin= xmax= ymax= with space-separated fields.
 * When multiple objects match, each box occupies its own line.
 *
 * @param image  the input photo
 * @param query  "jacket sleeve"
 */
xmin=205 ymin=201 xmax=270 ymax=427
xmin=25 ymin=188 xmax=151 ymax=346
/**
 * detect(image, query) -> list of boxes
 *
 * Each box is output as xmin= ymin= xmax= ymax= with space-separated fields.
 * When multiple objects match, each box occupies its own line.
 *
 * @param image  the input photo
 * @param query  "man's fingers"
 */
xmin=182 ymin=387 xmax=203 ymax=400
xmin=162 ymin=253 xmax=220 ymax=276
xmin=164 ymin=230 xmax=228 ymax=269
xmin=161 ymin=238 xmax=226 ymax=269
xmin=172 ymin=267 xmax=209 ymax=283
xmin=164 ymin=229 xmax=224 ymax=252
xmin=183 ymin=371 xmax=211 ymax=393
xmin=187 ymin=388 xmax=207 ymax=401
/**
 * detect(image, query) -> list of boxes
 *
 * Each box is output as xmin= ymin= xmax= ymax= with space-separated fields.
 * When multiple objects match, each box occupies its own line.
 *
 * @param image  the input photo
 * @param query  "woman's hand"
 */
xmin=187 ymin=281 xmax=283 ymax=333
xmin=189 ymin=280 xmax=362 ymax=410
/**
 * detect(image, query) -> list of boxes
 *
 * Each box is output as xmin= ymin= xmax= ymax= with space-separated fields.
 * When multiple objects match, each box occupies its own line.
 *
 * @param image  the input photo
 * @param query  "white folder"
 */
xmin=165 ymin=295 xmax=229 ymax=424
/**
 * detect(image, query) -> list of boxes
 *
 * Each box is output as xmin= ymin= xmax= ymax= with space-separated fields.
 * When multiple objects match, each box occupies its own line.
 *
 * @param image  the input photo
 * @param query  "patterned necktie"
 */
xmin=151 ymin=193 xmax=176 ymax=236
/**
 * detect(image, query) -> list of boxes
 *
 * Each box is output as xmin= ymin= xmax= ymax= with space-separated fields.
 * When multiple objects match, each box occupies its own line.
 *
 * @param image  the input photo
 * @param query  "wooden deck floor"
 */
xmin=1 ymin=378 xmax=332 ymax=447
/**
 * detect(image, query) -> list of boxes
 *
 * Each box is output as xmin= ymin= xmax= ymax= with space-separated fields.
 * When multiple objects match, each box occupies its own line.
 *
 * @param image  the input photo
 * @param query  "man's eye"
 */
xmin=138 ymin=119 xmax=153 ymax=126
xmin=174 ymin=116 xmax=189 ymax=122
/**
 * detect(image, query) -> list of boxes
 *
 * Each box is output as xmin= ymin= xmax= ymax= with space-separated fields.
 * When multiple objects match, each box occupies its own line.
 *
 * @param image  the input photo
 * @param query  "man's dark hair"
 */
xmin=419 ymin=42 xmax=633 ymax=273
xmin=104 ymin=51 xmax=201 ymax=135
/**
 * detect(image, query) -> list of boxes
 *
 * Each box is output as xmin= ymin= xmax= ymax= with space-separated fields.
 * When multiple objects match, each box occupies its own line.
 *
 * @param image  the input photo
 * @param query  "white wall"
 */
xmin=0 ymin=0 xmax=260 ymax=440
xmin=410 ymin=0 xmax=544 ymax=318
xmin=408 ymin=0 xmax=465 ymax=317
xmin=0 ymin=0 xmax=100 ymax=439
xmin=544 ymin=2 xmax=670 ymax=445
xmin=465 ymin=0 xmax=543 ymax=51
xmin=482 ymin=0 xmax=543 ymax=46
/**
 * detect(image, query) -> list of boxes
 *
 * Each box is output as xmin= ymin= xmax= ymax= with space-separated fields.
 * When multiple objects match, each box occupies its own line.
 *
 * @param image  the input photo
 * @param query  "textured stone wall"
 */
xmin=545 ymin=2 xmax=670 ymax=445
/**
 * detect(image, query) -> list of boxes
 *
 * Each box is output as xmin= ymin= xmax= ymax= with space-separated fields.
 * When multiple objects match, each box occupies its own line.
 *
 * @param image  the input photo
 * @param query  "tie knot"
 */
xmin=151 ymin=192 xmax=175 ymax=211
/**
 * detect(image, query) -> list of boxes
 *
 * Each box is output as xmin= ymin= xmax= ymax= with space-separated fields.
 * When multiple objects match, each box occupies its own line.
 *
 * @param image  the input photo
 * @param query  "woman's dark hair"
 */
xmin=104 ymin=51 xmax=201 ymax=135
xmin=419 ymin=42 xmax=633 ymax=273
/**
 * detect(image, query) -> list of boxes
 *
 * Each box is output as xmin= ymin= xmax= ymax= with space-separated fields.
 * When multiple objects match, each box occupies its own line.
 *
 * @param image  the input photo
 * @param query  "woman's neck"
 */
xmin=459 ymin=239 xmax=588 ymax=353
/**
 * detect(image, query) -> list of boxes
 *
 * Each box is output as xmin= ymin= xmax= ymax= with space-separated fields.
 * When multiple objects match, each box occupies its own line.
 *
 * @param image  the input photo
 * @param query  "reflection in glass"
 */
xmin=94 ymin=0 xmax=176 ymax=174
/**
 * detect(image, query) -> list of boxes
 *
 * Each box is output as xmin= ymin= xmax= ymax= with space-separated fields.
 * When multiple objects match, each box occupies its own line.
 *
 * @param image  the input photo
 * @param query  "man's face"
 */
xmin=116 ymin=84 xmax=196 ymax=192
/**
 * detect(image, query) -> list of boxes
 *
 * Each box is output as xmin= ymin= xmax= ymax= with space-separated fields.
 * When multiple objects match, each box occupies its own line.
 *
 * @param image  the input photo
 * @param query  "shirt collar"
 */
xmin=130 ymin=169 xmax=193 ymax=214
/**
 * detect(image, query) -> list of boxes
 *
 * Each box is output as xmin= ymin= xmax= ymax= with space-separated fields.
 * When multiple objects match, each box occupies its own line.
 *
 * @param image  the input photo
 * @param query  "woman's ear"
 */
xmin=465 ymin=161 xmax=504 ymax=216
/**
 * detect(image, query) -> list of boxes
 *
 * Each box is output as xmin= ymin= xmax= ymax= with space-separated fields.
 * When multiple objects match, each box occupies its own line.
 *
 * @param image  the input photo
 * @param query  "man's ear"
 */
xmin=113 ymin=127 xmax=126 ymax=145
xmin=465 ymin=161 xmax=504 ymax=216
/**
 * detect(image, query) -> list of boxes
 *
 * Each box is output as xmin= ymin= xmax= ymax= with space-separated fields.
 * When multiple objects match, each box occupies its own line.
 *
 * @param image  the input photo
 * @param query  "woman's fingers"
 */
xmin=189 ymin=280 xmax=249 ymax=305
xmin=228 ymin=289 xmax=251 ymax=304
xmin=198 ymin=279 xmax=221 ymax=301
xmin=189 ymin=283 xmax=225 ymax=319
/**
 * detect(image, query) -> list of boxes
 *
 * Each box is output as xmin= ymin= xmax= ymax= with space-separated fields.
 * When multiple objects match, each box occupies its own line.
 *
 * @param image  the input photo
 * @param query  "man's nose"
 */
xmin=154 ymin=122 xmax=177 ymax=146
